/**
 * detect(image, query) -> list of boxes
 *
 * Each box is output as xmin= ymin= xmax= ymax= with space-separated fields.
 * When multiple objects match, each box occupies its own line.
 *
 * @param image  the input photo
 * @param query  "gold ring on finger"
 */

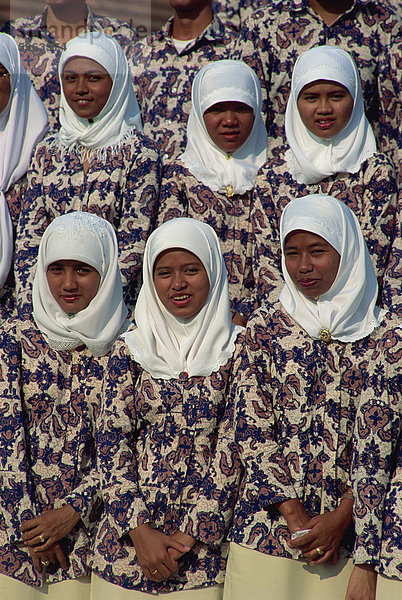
xmin=41 ymin=560 xmax=50 ymax=566
xmin=316 ymin=547 xmax=324 ymax=556
xmin=150 ymin=569 xmax=158 ymax=575
xmin=38 ymin=534 xmax=45 ymax=544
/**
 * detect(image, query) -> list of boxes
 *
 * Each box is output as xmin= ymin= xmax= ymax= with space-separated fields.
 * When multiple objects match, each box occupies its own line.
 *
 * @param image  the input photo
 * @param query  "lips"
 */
xmin=315 ymin=119 xmax=335 ymax=130
xmin=298 ymin=279 xmax=319 ymax=288
xmin=170 ymin=294 xmax=192 ymax=307
xmin=61 ymin=295 xmax=80 ymax=303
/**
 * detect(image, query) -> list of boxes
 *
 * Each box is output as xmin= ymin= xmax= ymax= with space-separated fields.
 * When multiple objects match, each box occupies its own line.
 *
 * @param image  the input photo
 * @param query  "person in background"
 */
xmin=91 ymin=218 xmax=244 ymax=599
xmin=0 ymin=33 xmax=47 ymax=322
xmin=159 ymin=59 xmax=267 ymax=320
xmin=225 ymin=194 xmax=398 ymax=600
xmin=130 ymin=0 xmax=235 ymax=162
xmin=15 ymin=32 xmax=160 ymax=320
xmin=1 ymin=0 xmax=137 ymax=128
xmin=231 ymin=0 xmax=401 ymax=170
xmin=212 ymin=0 xmax=266 ymax=31
xmin=347 ymin=324 xmax=401 ymax=600
xmin=0 ymin=211 xmax=129 ymax=599
xmin=250 ymin=46 xmax=397 ymax=312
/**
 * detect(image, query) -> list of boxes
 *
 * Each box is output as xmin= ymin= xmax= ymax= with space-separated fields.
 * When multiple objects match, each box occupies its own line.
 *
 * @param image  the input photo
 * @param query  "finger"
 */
xmin=34 ymin=538 xmax=55 ymax=552
xmin=24 ymin=533 xmax=49 ymax=548
xmin=21 ymin=518 xmax=41 ymax=532
xmin=54 ymin=544 xmax=68 ymax=569
xmin=166 ymin=537 xmax=191 ymax=553
xmin=21 ymin=527 xmax=42 ymax=542
xmin=309 ymin=548 xmax=333 ymax=565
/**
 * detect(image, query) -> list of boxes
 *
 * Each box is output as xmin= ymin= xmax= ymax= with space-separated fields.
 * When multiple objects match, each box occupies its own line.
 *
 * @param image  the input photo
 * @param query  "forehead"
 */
xmin=299 ymin=80 xmax=350 ymax=95
xmin=47 ymin=259 xmax=95 ymax=269
xmin=154 ymin=248 xmax=203 ymax=268
xmin=62 ymin=56 xmax=109 ymax=75
xmin=284 ymin=230 xmax=331 ymax=248
xmin=205 ymin=100 xmax=253 ymax=112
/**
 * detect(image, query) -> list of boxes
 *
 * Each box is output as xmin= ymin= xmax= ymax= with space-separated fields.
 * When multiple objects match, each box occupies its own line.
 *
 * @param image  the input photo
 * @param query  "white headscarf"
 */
xmin=33 ymin=212 xmax=129 ymax=357
xmin=180 ymin=59 xmax=267 ymax=195
xmin=0 ymin=33 xmax=47 ymax=287
xmin=285 ymin=46 xmax=377 ymax=184
xmin=279 ymin=195 xmax=384 ymax=342
xmin=55 ymin=32 xmax=142 ymax=158
xmin=123 ymin=218 xmax=244 ymax=379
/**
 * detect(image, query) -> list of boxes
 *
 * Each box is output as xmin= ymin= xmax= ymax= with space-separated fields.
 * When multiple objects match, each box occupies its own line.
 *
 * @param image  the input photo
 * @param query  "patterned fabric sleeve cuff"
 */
xmin=179 ymin=512 xmax=227 ymax=548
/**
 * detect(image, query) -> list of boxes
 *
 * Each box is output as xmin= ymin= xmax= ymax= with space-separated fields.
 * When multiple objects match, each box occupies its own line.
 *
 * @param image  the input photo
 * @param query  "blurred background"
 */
xmin=0 ymin=1 xmax=173 ymax=36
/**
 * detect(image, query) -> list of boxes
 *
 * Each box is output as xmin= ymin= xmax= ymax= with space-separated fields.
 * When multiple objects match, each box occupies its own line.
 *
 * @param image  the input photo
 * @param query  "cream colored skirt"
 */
xmin=376 ymin=573 xmax=401 ymax=600
xmin=91 ymin=573 xmax=223 ymax=599
xmin=0 ymin=574 xmax=91 ymax=599
xmin=223 ymin=543 xmax=354 ymax=600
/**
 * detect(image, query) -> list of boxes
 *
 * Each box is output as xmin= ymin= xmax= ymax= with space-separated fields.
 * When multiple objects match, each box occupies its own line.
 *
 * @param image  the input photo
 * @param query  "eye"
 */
xmin=62 ymin=74 xmax=77 ymax=82
xmin=47 ymin=265 xmax=62 ymax=273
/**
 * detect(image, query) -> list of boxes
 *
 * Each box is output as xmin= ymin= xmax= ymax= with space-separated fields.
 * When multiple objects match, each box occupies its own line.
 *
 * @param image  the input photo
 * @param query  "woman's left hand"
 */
xmin=21 ymin=505 xmax=81 ymax=551
xmin=289 ymin=502 xmax=353 ymax=565
xmin=168 ymin=530 xmax=196 ymax=561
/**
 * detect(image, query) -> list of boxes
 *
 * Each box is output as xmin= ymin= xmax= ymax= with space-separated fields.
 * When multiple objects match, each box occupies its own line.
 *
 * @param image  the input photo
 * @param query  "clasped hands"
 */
xmin=129 ymin=523 xmax=195 ymax=581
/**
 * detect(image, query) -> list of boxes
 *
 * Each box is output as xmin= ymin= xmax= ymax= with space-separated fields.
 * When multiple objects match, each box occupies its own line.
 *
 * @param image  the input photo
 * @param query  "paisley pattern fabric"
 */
xmin=250 ymin=153 xmax=398 ymax=313
xmin=14 ymin=133 xmax=161 ymax=319
xmin=351 ymin=324 xmax=402 ymax=579
xmin=90 ymin=335 xmax=244 ymax=593
xmin=0 ymin=319 xmax=107 ymax=586
xmin=212 ymin=0 xmax=266 ymax=32
xmin=158 ymin=162 xmax=256 ymax=317
xmin=229 ymin=303 xmax=396 ymax=562
xmin=0 ymin=7 xmax=137 ymax=130
xmin=231 ymin=0 xmax=401 ymax=168
xmin=129 ymin=15 xmax=235 ymax=162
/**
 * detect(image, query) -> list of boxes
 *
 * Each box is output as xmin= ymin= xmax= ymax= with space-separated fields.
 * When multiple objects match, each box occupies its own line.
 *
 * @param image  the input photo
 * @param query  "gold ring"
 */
xmin=150 ymin=569 xmax=158 ymax=575
xmin=38 ymin=534 xmax=45 ymax=544
xmin=41 ymin=560 xmax=50 ymax=566
xmin=316 ymin=547 xmax=324 ymax=556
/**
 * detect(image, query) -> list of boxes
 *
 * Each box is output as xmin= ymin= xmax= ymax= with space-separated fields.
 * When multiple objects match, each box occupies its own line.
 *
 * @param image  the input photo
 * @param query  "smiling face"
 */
xmin=46 ymin=259 xmax=101 ymax=314
xmin=297 ymin=80 xmax=354 ymax=139
xmin=284 ymin=230 xmax=341 ymax=299
xmin=61 ymin=56 xmax=113 ymax=119
xmin=203 ymin=100 xmax=255 ymax=153
xmin=0 ymin=63 xmax=11 ymax=114
xmin=153 ymin=249 xmax=210 ymax=319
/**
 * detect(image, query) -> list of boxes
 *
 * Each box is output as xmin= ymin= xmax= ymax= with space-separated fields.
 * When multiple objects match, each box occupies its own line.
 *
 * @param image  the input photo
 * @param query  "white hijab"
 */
xmin=279 ymin=195 xmax=384 ymax=342
xmin=0 ymin=33 xmax=47 ymax=287
xmin=33 ymin=212 xmax=129 ymax=357
xmin=55 ymin=32 xmax=142 ymax=158
xmin=180 ymin=59 xmax=267 ymax=195
xmin=124 ymin=218 xmax=244 ymax=379
xmin=285 ymin=46 xmax=377 ymax=184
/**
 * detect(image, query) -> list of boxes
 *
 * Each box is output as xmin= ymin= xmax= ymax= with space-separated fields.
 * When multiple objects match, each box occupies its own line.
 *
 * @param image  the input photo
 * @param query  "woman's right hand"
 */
xmin=27 ymin=542 xmax=68 ymax=574
xmin=345 ymin=565 xmax=377 ymax=600
xmin=129 ymin=524 xmax=191 ymax=581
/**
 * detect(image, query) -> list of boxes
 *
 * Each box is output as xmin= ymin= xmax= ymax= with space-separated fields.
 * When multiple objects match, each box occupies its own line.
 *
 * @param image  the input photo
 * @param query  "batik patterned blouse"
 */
xmin=212 ymin=0 xmax=266 ymax=32
xmin=15 ymin=133 xmax=161 ymax=318
xmin=250 ymin=153 xmax=398 ymax=312
xmin=231 ymin=0 xmax=401 ymax=167
xmin=91 ymin=334 xmax=244 ymax=593
xmin=1 ymin=7 xmax=137 ymax=129
xmin=159 ymin=162 xmax=255 ymax=316
xmin=129 ymin=15 xmax=235 ymax=162
xmin=0 ymin=319 xmax=107 ymax=587
xmin=351 ymin=324 xmax=401 ymax=579
xmin=229 ymin=303 xmax=395 ymax=560
xmin=382 ymin=196 xmax=402 ymax=319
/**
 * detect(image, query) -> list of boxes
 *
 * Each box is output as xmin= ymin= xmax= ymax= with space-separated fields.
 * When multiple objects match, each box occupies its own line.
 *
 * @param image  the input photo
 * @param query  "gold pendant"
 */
xmin=226 ymin=184 xmax=234 ymax=197
xmin=225 ymin=153 xmax=232 ymax=160
xmin=319 ymin=329 xmax=331 ymax=343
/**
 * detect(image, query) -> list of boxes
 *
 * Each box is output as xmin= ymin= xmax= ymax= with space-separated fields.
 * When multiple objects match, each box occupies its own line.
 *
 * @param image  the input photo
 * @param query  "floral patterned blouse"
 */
xmin=90 ymin=334 xmax=244 ymax=593
xmin=129 ymin=15 xmax=235 ymax=162
xmin=0 ymin=319 xmax=108 ymax=587
xmin=250 ymin=153 xmax=398 ymax=313
xmin=351 ymin=324 xmax=401 ymax=579
xmin=15 ymin=133 xmax=161 ymax=319
xmin=231 ymin=0 xmax=401 ymax=168
xmin=159 ymin=161 xmax=255 ymax=316
xmin=229 ymin=303 xmax=396 ymax=561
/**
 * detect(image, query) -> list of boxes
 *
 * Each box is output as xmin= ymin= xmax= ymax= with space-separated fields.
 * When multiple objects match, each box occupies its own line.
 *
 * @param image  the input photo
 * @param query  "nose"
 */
xmin=75 ymin=76 xmax=89 ymax=95
xmin=297 ymin=253 xmax=313 ymax=273
xmin=222 ymin=111 xmax=238 ymax=126
xmin=171 ymin=272 xmax=186 ymax=290
xmin=62 ymin=268 xmax=79 ymax=291
xmin=317 ymin=96 xmax=332 ymax=114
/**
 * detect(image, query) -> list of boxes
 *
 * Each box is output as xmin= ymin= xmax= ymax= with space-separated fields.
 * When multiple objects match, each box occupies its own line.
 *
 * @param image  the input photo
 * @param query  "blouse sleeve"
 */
xmin=351 ymin=325 xmax=401 ymax=565
xmin=178 ymin=338 xmax=245 ymax=547
xmin=0 ymin=325 xmax=36 ymax=543
xmin=157 ymin=162 xmax=188 ymax=226
xmin=96 ymin=342 xmax=151 ymax=538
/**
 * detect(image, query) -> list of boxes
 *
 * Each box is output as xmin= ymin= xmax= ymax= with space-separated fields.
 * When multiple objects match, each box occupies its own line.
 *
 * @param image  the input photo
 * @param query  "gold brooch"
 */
xmin=225 ymin=153 xmax=232 ymax=160
xmin=319 ymin=329 xmax=331 ymax=343
xmin=226 ymin=184 xmax=234 ymax=197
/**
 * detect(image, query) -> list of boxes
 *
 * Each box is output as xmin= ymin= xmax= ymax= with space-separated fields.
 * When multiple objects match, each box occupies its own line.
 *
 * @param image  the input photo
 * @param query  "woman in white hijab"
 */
xmin=91 ymin=218 xmax=244 ymax=599
xmin=0 ymin=32 xmax=47 ymax=320
xmin=15 ymin=31 xmax=160 ymax=319
xmin=250 ymin=45 xmax=398 ymax=314
xmin=159 ymin=59 xmax=267 ymax=322
xmin=0 ymin=212 xmax=129 ymax=599
xmin=224 ymin=195 xmax=399 ymax=600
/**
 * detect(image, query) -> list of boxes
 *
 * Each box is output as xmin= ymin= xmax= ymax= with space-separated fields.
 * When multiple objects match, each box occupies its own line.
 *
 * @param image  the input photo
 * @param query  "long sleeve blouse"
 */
xmin=15 ymin=133 xmax=161 ymax=318
xmin=91 ymin=334 xmax=244 ymax=593
xmin=229 ymin=303 xmax=396 ymax=561
xmin=0 ymin=319 xmax=108 ymax=587
xmin=159 ymin=161 xmax=256 ymax=317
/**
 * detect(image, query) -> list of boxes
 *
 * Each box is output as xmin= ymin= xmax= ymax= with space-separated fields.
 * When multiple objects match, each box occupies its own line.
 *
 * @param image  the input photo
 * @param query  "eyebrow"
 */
xmin=284 ymin=242 xmax=329 ymax=250
xmin=62 ymin=69 xmax=107 ymax=75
